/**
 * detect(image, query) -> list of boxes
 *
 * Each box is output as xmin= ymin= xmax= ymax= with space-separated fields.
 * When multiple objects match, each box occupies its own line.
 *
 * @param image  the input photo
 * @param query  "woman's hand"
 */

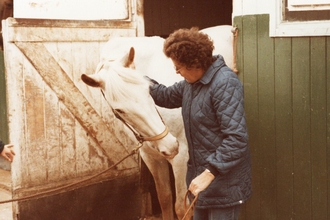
xmin=1 ymin=144 xmax=15 ymax=162
xmin=188 ymin=169 xmax=215 ymax=196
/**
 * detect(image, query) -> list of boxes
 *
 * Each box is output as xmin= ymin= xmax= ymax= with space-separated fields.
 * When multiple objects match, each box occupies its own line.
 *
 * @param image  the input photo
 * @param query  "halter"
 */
xmin=101 ymin=90 xmax=169 ymax=144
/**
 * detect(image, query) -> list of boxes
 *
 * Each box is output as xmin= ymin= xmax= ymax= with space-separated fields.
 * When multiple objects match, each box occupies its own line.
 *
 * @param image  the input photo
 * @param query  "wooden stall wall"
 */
xmin=234 ymin=14 xmax=330 ymax=220
xmin=144 ymin=0 xmax=232 ymax=37
xmin=3 ymin=18 xmax=145 ymax=220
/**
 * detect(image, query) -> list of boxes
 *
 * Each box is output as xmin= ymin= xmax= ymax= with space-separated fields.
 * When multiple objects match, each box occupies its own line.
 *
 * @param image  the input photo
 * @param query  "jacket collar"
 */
xmin=198 ymin=55 xmax=225 ymax=85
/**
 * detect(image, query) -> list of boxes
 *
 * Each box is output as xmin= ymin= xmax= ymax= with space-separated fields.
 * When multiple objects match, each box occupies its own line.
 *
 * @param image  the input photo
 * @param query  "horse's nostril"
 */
xmin=161 ymin=151 xmax=170 ymax=156
xmin=160 ymin=148 xmax=179 ymax=158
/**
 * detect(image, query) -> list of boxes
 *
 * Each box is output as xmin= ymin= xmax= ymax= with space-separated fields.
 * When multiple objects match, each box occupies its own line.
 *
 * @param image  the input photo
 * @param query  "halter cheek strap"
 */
xmin=112 ymin=107 xmax=169 ymax=143
xmin=98 ymin=67 xmax=168 ymax=144
xmin=101 ymin=89 xmax=169 ymax=143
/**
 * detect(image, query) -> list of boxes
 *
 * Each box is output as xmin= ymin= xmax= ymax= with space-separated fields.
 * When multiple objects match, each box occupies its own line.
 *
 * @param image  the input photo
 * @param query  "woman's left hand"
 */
xmin=188 ymin=169 xmax=215 ymax=196
xmin=1 ymin=144 xmax=15 ymax=162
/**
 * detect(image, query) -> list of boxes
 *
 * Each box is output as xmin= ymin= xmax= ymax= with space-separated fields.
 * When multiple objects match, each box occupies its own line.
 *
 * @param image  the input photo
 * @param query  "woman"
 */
xmin=148 ymin=27 xmax=252 ymax=220
xmin=0 ymin=140 xmax=15 ymax=162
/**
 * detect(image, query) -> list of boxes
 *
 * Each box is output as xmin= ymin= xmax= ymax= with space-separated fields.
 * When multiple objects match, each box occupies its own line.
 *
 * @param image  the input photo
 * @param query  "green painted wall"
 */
xmin=0 ymin=51 xmax=10 ymax=169
xmin=234 ymin=14 xmax=330 ymax=220
xmin=0 ymin=51 xmax=8 ymax=142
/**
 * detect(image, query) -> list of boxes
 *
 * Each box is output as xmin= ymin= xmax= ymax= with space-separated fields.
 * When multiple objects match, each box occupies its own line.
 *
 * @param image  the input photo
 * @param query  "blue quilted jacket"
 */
xmin=150 ymin=55 xmax=252 ymax=209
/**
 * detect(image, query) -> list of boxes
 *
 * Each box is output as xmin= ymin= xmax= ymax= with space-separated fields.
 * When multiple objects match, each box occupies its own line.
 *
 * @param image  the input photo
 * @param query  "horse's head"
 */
xmin=81 ymin=47 xmax=179 ymax=159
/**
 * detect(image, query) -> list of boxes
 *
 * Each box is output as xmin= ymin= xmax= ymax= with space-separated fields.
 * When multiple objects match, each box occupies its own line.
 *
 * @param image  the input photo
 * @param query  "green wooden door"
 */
xmin=234 ymin=14 xmax=330 ymax=220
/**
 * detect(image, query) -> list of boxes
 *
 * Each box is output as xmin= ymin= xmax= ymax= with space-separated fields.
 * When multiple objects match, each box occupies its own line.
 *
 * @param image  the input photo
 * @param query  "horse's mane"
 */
xmin=100 ymin=62 xmax=150 ymax=102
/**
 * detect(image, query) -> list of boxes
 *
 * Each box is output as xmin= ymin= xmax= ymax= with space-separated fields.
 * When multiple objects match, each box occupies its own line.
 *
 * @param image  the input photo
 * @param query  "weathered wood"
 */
xmin=3 ymin=14 xmax=144 ymax=219
xmin=1 ymin=1 xmax=146 ymax=218
xmin=2 ymin=18 xmax=140 ymax=43
xmin=15 ymin=42 xmax=137 ymax=170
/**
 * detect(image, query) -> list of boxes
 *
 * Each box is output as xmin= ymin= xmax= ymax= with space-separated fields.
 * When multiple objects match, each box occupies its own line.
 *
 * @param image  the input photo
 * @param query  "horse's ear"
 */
xmin=123 ymin=47 xmax=135 ymax=68
xmin=81 ymin=74 xmax=103 ymax=88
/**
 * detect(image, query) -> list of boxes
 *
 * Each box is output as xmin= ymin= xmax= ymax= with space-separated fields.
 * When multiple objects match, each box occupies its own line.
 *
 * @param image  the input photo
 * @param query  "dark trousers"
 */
xmin=193 ymin=205 xmax=241 ymax=220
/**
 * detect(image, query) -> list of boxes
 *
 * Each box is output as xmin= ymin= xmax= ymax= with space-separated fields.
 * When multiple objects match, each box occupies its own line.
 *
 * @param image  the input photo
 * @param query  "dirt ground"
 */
xmin=0 ymin=169 xmax=13 ymax=220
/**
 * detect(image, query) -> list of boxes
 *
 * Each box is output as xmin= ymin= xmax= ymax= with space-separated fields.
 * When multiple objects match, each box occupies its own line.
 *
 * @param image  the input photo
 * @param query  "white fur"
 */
xmin=93 ymin=25 xmax=234 ymax=220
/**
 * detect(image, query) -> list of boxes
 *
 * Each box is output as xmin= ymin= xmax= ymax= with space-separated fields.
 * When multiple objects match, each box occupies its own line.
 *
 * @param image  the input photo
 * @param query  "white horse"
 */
xmin=82 ymin=25 xmax=234 ymax=220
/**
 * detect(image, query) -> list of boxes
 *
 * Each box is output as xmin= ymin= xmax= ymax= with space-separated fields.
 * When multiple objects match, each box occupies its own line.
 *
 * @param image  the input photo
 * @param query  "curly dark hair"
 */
xmin=163 ymin=27 xmax=214 ymax=71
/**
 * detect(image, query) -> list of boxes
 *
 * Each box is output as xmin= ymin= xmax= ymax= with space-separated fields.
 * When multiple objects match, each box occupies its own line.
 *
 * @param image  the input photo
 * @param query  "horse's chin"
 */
xmin=164 ymin=150 xmax=179 ymax=160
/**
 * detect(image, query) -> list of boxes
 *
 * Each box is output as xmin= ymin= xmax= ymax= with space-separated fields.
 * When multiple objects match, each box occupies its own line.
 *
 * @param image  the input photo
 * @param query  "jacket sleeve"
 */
xmin=0 ymin=140 xmax=4 ymax=153
xmin=149 ymin=81 xmax=184 ymax=109
xmin=206 ymin=76 xmax=249 ymax=175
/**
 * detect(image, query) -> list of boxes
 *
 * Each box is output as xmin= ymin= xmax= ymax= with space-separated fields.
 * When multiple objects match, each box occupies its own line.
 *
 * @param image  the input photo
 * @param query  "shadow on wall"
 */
xmin=0 ymin=0 xmax=13 ymax=170
xmin=0 ymin=157 xmax=10 ymax=170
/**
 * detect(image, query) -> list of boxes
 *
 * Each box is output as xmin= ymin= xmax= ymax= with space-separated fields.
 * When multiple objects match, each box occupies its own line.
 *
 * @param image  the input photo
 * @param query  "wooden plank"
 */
xmin=44 ymin=81 xmax=61 ymax=182
xmin=7 ymin=18 xmax=135 ymax=28
xmin=257 ymin=14 xmax=276 ymax=220
xmin=233 ymin=16 xmax=247 ymax=220
xmin=3 ymin=18 xmax=137 ymax=43
xmin=15 ymin=42 xmax=138 ymax=170
xmin=59 ymin=103 xmax=77 ymax=179
xmin=274 ymin=37 xmax=294 ymax=220
xmin=291 ymin=37 xmax=312 ymax=220
xmin=70 ymin=42 xmax=102 ymax=112
xmin=4 ymin=41 xmax=26 ymax=190
xmin=23 ymin=56 xmax=48 ymax=186
xmin=45 ymin=42 xmax=74 ymax=80
xmin=136 ymin=0 xmax=145 ymax=36
xmin=327 ymin=36 xmax=330 ymax=220
xmin=310 ymin=37 xmax=328 ymax=220
xmin=240 ymin=14 xmax=260 ymax=220
xmin=5 ymin=26 xmax=136 ymax=42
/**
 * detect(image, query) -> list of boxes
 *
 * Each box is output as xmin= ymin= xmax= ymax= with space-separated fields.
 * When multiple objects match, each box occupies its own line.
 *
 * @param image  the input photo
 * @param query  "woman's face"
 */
xmin=172 ymin=59 xmax=204 ymax=83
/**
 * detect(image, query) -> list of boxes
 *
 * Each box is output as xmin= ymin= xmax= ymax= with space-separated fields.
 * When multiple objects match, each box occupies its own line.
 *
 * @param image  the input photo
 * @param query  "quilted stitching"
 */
xmin=151 ymin=55 xmax=252 ymax=208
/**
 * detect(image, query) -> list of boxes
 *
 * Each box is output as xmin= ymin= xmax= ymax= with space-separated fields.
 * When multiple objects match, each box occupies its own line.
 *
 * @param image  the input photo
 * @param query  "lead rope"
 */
xmin=0 ymin=90 xmax=169 ymax=205
xmin=0 ymin=143 xmax=143 ymax=204
xmin=182 ymin=190 xmax=199 ymax=220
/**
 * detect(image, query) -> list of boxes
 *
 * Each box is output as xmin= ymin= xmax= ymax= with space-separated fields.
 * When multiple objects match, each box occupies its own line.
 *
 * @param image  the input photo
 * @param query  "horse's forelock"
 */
xmin=102 ymin=63 xmax=149 ymax=102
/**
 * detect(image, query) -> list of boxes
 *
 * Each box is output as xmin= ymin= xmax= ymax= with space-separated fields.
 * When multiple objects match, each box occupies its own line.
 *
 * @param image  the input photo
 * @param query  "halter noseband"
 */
xmin=111 ymin=108 xmax=169 ymax=144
